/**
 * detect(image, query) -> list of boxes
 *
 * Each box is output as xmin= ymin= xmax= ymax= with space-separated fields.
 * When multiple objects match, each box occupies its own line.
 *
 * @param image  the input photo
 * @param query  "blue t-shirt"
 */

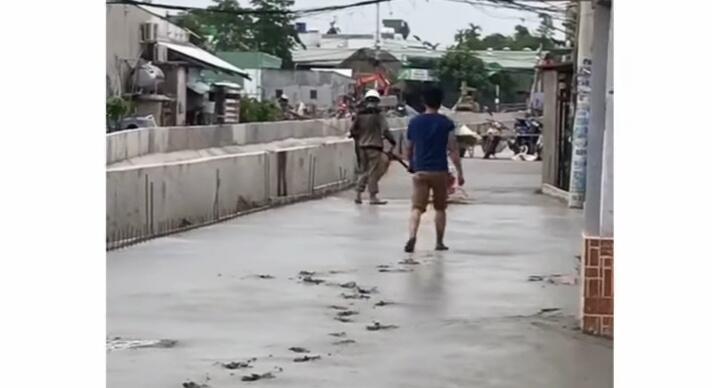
xmin=407 ymin=113 xmax=454 ymax=172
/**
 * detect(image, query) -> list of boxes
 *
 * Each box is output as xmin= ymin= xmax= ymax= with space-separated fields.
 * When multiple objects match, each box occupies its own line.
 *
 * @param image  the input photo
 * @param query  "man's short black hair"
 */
xmin=422 ymin=86 xmax=444 ymax=109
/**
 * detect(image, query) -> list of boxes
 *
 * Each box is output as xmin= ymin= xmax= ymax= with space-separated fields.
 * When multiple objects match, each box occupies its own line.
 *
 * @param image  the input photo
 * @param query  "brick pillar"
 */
xmin=581 ymin=236 xmax=613 ymax=338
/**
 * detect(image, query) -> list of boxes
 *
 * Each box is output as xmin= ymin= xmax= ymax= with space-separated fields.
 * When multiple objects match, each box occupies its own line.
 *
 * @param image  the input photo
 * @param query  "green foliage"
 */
xmin=239 ymin=98 xmax=281 ymax=123
xmin=451 ymin=20 xmax=558 ymax=51
xmin=249 ymin=0 xmax=301 ymax=68
xmin=435 ymin=50 xmax=494 ymax=94
xmin=106 ymin=96 xmax=134 ymax=129
xmin=536 ymin=14 xmax=555 ymax=49
xmin=173 ymin=0 xmax=301 ymax=68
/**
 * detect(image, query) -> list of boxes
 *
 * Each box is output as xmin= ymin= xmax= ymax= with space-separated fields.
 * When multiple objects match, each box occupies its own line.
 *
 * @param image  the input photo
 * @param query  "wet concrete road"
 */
xmin=107 ymin=158 xmax=612 ymax=388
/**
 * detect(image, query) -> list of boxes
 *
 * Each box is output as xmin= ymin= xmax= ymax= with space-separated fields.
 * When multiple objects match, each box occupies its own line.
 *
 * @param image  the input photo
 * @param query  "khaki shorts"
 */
xmin=411 ymin=171 xmax=449 ymax=212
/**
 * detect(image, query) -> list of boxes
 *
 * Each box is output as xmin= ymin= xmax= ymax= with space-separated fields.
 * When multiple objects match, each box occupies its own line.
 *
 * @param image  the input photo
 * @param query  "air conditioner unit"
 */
xmin=152 ymin=44 xmax=167 ymax=62
xmin=140 ymin=22 xmax=158 ymax=42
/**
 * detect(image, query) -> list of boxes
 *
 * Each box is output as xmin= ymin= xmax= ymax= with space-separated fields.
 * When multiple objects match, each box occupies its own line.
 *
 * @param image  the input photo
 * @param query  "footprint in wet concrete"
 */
xmin=340 ymin=281 xmax=357 ymax=289
xmin=373 ymin=300 xmax=396 ymax=307
xmin=357 ymin=286 xmax=378 ymax=294
xmin=220 ymin=357 xmax=256 ymax=370
xmin=366 ymin=321 xmax=399 ymax=331
xmin=336 ymin=310 xmax=358 ymax=317
xmin=300 ymin=275 xmax=325 ymax=285
xmin=241 ymin=371 xmax=279 ymax=382
xmin=182 ymin=381 xmax=209 ymax=388
xmin=242 ymin=274 xmax=275 ymax=280
xmin=398 ymin=258 xmax=421 ymax=265
xmin=527 ymin=274 xmax=577 ymax=285
xmin=334 ymin=316 xmax=354 ymax=323
xmin=107 ymin=338 xmax=177 ymax=351
xmin=378 ymin=267 xmax=413 ymax=273
xmin=293 ymin=355 xmax=321 ymax=363
xmin=329 ymin=305 xmax=349 ymax=310
xmin=332 ymin=339 xmax=356 ymax=345
xmin=328 ymin=332 xmax=347 ymax=337
xmin=288 ymin=346 xmax=310 ymax=353
xmin=341 ymin=293 xmax=370 ymax=300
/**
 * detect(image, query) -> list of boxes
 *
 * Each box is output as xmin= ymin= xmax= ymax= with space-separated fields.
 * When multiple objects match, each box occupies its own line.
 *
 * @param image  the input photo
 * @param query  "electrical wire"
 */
xmin=106 ymin=0 xmax=393 ymax=17
xmin=444 ymin=0 xmax=568 ymax=21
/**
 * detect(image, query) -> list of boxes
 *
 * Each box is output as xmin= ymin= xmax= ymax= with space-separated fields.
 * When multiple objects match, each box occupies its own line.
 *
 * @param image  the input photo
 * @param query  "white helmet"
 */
xmin=364 ymin=89 xmax=381 ymax=100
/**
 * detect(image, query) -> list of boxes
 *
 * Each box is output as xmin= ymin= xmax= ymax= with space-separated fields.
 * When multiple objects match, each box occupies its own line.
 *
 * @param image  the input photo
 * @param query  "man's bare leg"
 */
xmin=405 ymin=208 xmax=423 ymax=252
xmin=435 ymin=210 xmax=448 ymax=250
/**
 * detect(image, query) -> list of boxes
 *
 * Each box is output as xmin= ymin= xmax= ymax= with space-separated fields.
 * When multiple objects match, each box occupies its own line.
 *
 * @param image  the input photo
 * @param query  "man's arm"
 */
xmin=447 ymin=131 xmax=465 ymax=185
xmin=348 ymin=116 xmax=359 ymax=139
xmin=380 ymin=114 xmax=396 ymax=147
xmin=404 ymin=122 xmax=414 ymax=173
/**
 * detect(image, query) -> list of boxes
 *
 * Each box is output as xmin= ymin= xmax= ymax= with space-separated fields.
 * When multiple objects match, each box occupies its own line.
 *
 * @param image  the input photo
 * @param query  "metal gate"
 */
xmin=556 ymin=79 xmax=573 ymax=190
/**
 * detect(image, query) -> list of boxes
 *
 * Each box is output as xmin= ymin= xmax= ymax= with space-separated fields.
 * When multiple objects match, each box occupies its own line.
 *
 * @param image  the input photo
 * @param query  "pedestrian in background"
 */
xmin=349 ymin=89 xmax=396 ymax=205
xmin=403 ymin=86 xmax=464 ymax=252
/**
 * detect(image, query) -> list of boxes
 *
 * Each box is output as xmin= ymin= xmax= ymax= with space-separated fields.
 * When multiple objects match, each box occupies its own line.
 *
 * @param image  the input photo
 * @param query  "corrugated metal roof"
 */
xmin=158 ymin=42 xmax=249 ymax=78
xmin=292 ymin=46 xmax=541 ymax=70
xmin=216 ymin=51 xmax=282 ymax=70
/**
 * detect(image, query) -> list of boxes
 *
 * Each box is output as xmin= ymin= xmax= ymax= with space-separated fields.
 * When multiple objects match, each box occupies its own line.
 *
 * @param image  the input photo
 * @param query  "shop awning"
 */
xmin=158 ymin=42 xmax=250 ymax=79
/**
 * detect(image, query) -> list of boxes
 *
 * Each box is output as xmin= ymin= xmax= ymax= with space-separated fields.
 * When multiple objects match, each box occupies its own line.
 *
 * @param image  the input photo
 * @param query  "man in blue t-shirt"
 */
xmin=403 ymin=87 xmax=465 ymax=253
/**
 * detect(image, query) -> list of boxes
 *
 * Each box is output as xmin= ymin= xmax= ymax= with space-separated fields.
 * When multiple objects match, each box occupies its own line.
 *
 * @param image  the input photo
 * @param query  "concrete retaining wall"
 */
xmin=106 ymin=112 xmax=522 ymax=165
xmin=107 ymin=139 xmax=356 ymax=246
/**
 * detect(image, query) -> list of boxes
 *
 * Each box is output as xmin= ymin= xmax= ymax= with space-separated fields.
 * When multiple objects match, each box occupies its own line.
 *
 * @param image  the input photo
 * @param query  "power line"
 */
xmin=443 ymin=0 xmax=570 ymax=36
xmin=444 ymin=0 xmax=569 ymax=23
xmin=106 ymin=0 xmax=393 ymax=17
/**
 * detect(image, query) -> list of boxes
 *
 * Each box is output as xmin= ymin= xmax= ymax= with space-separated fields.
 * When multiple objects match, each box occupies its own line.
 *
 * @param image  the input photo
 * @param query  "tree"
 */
xmin=562 ymin=3 xmax=578 ymax=44
xmin=173 ymin=0 xmax=251 ymax=51
xmin=453 ymin=23 xmax=484 ymax=50
xmin=174 ymin=0 xmax=302 ymax=68
xmin=481 ymin=33 xmax=512 ymax=50
xmin=435 ymin=49 xmax=494 ymax=96
xmin=249 ymin=0 xmax=302 ymax=68
xmin=510 ymin=25 xmax=540 ymax=50
xmin=536 ymin=13 xmax=556 ymax=49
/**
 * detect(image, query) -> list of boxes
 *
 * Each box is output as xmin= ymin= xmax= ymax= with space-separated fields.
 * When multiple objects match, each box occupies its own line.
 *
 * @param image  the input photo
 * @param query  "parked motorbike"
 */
xmin=482 ymin=119 xmax=507 ymax=159
xmin=508 ymin=118 xmax=542 ymax=156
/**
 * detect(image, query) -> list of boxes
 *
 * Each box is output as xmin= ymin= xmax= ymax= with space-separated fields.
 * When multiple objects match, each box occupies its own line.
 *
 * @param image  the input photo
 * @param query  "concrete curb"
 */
xmin=107 ymin=179 xmax=354 ymax=251
xmin=541 ymin=183 xmax=569 ymax=203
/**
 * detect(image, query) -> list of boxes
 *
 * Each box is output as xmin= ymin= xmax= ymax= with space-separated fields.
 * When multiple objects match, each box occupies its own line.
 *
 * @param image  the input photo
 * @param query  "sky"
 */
xmin=153 ymin=0 xmax=566 ymax=46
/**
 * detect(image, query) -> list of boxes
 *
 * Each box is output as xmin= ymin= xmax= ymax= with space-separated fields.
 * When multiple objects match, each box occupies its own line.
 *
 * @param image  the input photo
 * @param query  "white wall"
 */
xmin=106 ymin=4 xmax=191 ymax=97
xmin=106 ymin=140 xmax=356 ymax=241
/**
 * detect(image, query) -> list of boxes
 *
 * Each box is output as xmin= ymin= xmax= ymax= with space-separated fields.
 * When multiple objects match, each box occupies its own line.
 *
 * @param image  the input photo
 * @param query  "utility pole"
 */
xmin=375 ymin=2 xmax=381 ymax=50
xmin=583 ymin=1 xmax=611 ymax=235
xmin=599 ymin=7 xmax=613 ymax=238
xmin=567 ymin=0 xmax=594 ymax=208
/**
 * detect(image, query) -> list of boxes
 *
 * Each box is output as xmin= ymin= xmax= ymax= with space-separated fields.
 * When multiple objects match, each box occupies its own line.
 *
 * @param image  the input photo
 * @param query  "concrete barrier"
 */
xmin=106 ymin=118 xmax=354 ymax=165
xmin=106 ymin=139 xmax=356 ymax=248
xmin=106 ymin=112 xmax=522 ymax=165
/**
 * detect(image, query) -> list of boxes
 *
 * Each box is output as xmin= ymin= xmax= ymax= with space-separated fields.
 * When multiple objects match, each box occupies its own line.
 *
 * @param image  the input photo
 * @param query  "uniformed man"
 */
xmin=349 ymin=89 xmax=396 ymax=205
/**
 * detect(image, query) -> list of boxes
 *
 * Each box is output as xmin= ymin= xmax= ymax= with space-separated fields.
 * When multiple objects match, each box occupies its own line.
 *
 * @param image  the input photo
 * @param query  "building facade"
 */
xmin=106 ymin=3 xmax=247 ymax=127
